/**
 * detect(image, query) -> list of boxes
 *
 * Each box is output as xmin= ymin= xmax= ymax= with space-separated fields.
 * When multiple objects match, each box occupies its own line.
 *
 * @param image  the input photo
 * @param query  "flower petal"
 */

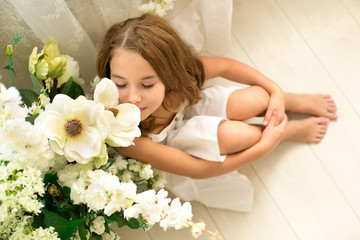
xmin=114 ymin=103 xmax=141 ymax=130
xmin=94 ymin=78 xmax=119 ymax=108
xmin=64 ymin=126 xmax=103 ymax=164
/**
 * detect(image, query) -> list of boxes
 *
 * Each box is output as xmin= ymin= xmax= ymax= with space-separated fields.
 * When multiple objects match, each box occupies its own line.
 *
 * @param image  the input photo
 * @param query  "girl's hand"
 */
xmin=260 ymin=111 xmax=287 ymax=151
xmin=263 ymin=89 xmax=286 ymax=126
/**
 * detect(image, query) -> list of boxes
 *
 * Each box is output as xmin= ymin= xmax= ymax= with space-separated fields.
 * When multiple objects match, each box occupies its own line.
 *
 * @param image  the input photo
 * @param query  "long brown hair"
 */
xmin=96 ymin=14 xmax=205 ymax=135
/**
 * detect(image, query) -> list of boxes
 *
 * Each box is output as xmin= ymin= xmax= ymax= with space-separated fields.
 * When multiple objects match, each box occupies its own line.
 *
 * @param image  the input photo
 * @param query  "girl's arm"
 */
xmin=200 ymin=56 xmax=285 ymax=126
xmin=116 ymin=113 xmax=286 ymax=179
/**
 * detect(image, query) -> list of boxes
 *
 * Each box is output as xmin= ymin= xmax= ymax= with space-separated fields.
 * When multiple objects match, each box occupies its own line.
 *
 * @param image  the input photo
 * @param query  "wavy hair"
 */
xmin=96 ymin=14 xmax=205 ymax=135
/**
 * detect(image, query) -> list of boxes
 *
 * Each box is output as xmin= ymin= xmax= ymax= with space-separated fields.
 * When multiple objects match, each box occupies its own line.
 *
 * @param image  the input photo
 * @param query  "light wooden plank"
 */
xmin=343 ymin=0 xmax=360 ymax=24
xmin=306 ymin=16 xmax=360 ymax=115
xmin=304 ymin=15 xmax=360 ymax=215
xmin=231 ymin=0 xmax=335 ymax=94
xmin=275 ymin=0 xmax=348 ymax=38
xmin=276 ymin=0 xmax=360 ymax=217
xmin=208 ymin=165 xmax=299 ymax=240
xmin=112 ymin=224 xmax=152 ymax=240
xmin=231 ymin=0 xmax=360 ymax=239
xmin=253 ymin=142 xmax=360 ymax=240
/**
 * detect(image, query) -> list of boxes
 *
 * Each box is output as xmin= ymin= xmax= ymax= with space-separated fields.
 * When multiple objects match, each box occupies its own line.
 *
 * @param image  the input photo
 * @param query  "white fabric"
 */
xmin=3 ymin=0 xmax=233 ymax=91
xmin=150 ymin=85 xmax=254 ymax=212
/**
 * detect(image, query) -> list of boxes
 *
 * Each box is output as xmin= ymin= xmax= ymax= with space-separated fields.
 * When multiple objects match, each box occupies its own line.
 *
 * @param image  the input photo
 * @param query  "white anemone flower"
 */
xmin=105 ymin=103 xmax=141 ymax=147
xmin=93 ymin=78 xmax=141 ymax=147
xmin=34 ymin=94 xmax=110 ymax=164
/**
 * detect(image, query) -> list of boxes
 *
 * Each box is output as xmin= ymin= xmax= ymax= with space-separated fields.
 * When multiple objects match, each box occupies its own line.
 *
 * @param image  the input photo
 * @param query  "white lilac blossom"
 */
xmin=190 ymin=221 xmax=206 ymax=238
xmin=0 ymin=162 xmax=59 ymax=240
xmin=159 ymin=198 xmax=193 ymax=230
xmin=139 ymin=0 xmax=175 ymax=17
xmin=124 ymin=189 xmax=171 ymax=226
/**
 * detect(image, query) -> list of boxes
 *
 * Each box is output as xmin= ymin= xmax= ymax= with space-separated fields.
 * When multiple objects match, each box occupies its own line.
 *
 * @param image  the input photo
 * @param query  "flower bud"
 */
xmin=35 ymin=59 xmax=49 ymax=80
xmin=28 ymin=47 xmax=38 ymax=74
xmin=47 ymin=55 xmax=66 ymax=79
xmin=5 ymin=44 xmax=13 ymax=56
xmin=43 ymin=41 xmax=60 ymax=61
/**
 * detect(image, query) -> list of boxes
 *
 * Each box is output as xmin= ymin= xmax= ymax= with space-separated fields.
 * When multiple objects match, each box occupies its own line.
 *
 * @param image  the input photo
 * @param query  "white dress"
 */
xmin=150 ymin=85 xmax=254 ymax=212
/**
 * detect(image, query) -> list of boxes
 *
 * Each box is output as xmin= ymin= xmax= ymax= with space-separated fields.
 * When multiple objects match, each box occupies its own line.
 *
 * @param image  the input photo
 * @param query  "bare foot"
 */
xmin=284 ymin=117 xmax=330 ymax=143
xmin=285 ymin=93 xmax=338 ymax=120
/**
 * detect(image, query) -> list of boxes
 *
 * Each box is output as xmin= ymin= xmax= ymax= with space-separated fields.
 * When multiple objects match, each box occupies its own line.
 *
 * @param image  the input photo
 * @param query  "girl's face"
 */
xmin=110 ymin=48 xmax=166 ymax=121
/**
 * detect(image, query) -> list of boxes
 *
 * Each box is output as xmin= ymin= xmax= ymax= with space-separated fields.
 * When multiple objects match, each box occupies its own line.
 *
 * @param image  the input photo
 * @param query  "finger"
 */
xmin=266 ymin=111 xmax=277 ymax=127
xmin=276 ymin=114 xmax=288 ymax=128
xmin=263 ymin=109 xmax=272 ymax=126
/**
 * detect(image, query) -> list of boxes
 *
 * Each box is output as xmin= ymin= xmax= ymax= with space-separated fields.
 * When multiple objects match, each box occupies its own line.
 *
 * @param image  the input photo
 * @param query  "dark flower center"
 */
xmin=65 ymin=119 xmax=82 ymax=137
xmin=108 ymin=107 xmax=119 ymax=117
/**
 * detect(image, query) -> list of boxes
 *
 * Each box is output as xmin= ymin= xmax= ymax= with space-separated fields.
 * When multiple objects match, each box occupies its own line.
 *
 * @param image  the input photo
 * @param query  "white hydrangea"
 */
xmin=103 ymin=181 xmax=137 ymax=216
xmin=90 ymin=216 xmax=106 ymax=235
xmin=102 ymin=230 xmax=120 ymax=240
xmin=120 ymin=170 xmax=134 ymax=182
xmin=57 ymin=164 xmax=81 ymax=187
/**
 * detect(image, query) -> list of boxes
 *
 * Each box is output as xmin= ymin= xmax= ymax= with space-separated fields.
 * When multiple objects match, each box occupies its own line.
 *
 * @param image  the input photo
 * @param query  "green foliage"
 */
xmin=59 ymin=77 xmax=84 ymax=99
xmin=43 ymin=209 xmax=87 ymax=240
xmin=18 ymin=89 xmax=38 ymax=107
xmin=127 ymin=218 xmax=140 ymax=229
xmin=30 ymin=73 xmax=44 ymax=94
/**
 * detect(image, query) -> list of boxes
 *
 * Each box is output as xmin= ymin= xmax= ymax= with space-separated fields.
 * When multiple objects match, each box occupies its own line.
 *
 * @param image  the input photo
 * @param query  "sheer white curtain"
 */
xmin=1 ymin=0 xmax=232 ymax=91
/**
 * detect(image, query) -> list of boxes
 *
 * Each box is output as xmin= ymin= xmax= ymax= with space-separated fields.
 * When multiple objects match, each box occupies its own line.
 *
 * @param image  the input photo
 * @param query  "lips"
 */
xmin=139 ymin=107 xmax=147 ymax=112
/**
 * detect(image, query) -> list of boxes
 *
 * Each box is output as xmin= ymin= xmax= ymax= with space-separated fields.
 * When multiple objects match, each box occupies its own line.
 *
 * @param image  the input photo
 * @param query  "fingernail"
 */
xmin=263 ymin=121 xmax=268 ymax=126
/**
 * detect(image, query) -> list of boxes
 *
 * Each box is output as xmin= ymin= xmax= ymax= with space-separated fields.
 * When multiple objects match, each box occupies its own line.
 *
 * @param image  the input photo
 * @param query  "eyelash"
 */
xmin=115 ymin=84 xmax=154 ymax=89
xmin=143 ymin=84 xmax=154 ymax=89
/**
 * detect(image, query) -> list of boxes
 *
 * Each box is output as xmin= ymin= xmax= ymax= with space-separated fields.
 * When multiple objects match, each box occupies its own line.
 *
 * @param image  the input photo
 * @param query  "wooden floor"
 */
xmin=116 ymin=0 xmax=360 ymax=239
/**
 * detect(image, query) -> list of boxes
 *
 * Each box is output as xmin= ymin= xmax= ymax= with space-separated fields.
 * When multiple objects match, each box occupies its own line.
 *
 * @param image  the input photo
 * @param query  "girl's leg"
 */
xmin=217 ymin=120 xmax=262 ymax=155
xmin=285 ymin=93 xmax=338 ymax=120
xmin=226 ymin=86 xmax=269 ymax=120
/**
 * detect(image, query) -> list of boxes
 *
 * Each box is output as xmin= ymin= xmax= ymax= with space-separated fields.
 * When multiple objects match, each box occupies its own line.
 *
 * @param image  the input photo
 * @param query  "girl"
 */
xmin=96 ymin=14 xmax=337 ymax=211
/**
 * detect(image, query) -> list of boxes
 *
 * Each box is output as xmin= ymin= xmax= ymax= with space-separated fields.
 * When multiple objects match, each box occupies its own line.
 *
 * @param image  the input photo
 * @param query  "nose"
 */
xmin=127 ymin=87 xmax=141 ymax=104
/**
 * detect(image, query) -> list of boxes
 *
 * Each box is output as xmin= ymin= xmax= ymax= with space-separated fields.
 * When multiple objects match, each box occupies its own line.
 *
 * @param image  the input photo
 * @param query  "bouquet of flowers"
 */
xmin=0 ymin=37 xmax=221 ymax=239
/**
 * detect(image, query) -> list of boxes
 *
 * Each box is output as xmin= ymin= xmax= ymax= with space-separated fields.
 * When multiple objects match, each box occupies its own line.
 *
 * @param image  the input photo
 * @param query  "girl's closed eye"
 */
xmin=142 ymin=83 xmax=154 ymax=89
xmin=115 ymin=83 xmax=126 ymax=88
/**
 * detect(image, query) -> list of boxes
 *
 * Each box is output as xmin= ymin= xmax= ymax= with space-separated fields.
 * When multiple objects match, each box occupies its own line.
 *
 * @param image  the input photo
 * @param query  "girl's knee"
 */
xmin=226 ymin=86 xmax=269 ymax=120
xmin=217 ymin=120 xmax=262 ymax=155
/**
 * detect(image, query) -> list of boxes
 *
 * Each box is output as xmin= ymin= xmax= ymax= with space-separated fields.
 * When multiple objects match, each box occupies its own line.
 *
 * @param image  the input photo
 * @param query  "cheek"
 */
xmin=116 ymin=89 xmax=127 ymax=103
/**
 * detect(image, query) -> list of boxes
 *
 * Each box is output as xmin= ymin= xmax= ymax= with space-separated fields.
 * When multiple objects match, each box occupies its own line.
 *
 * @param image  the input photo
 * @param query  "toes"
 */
xmin=318 ymin=117 xmax=330 ymax=125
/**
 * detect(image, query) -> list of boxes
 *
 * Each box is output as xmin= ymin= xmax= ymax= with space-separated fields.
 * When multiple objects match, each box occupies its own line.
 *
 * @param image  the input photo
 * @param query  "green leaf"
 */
xmin=2 ymin=65 xmax=15 ymax=74
xmin=30 ymin=73 xmax=43 ymax=94
xmin=43 ymin=208 xmax=87 ymax=240
xmin=78 ymin=222 xmax=88 ymax=240
xmin=59 ymin=77 xmax=84 ymax=99
xmin=44 ymin=173 xmax=58 ymax=185
xmin=127 ymin=218 xmax=140 ymax=229
xmin=110 ymin=212 xmax=127 ymax=228
xmin=18 ymin=88 xmax=38 ymax=107
xmin=25 ymin=113 xmax=39 ymax=124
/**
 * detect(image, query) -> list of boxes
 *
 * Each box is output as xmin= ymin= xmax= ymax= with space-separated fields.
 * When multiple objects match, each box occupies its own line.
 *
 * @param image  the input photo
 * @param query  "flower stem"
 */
xmin=9 ymin=56 xmax=14 ymax=86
